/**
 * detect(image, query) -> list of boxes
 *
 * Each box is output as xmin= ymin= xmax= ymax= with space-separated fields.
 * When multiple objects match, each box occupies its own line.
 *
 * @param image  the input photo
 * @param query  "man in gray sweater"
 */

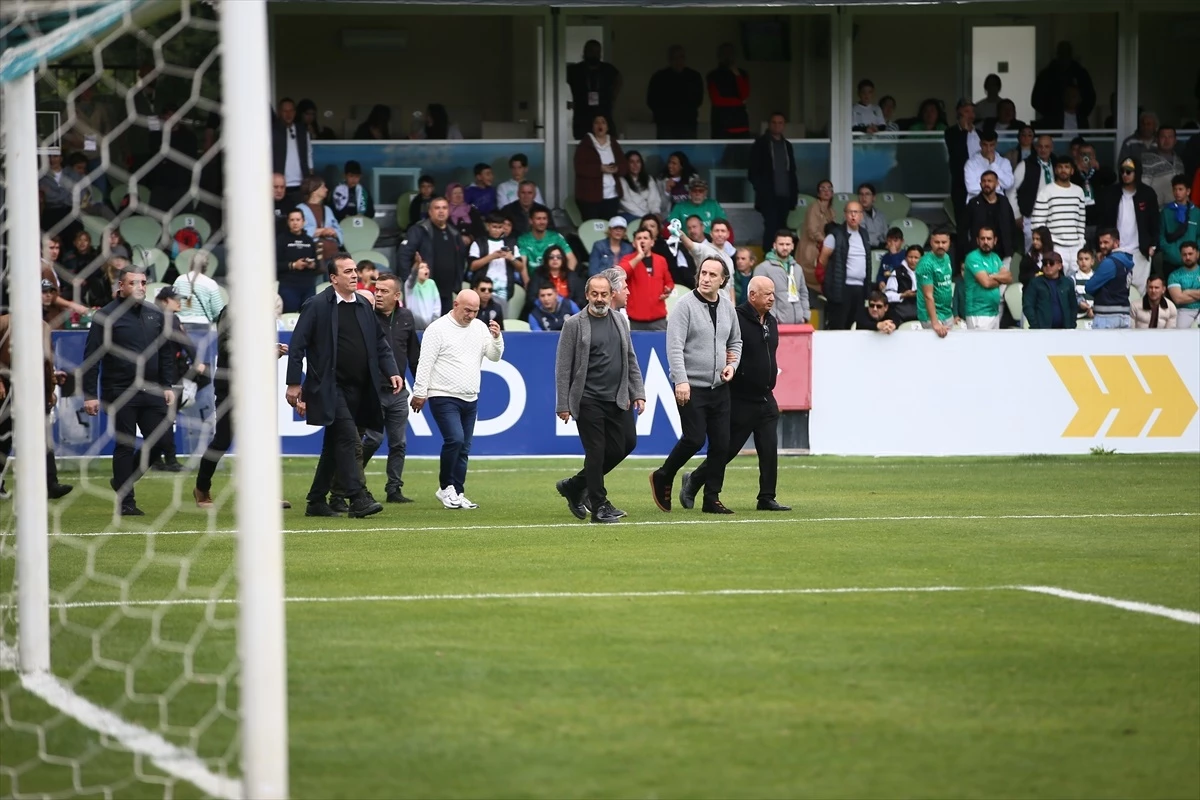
xmin=649 ymin=257 xmax=742 ymax=514
xmin=555 ymin=274 xmax=646 ymax=524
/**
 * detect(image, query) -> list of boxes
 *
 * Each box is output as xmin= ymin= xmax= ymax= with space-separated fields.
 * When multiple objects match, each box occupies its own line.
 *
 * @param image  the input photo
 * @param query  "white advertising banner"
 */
xmin=810 ymin=331 xmax=1200 ymax=456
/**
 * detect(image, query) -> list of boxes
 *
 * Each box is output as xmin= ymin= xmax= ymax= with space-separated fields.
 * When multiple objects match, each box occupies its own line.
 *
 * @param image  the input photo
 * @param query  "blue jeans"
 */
xmin=1092 ymin=314 xmax=1131 ymax=329
xmin=279 ymin=283 xmax=316 ymax=314
xmin=428 ymin=397 xmax=477 ymax=493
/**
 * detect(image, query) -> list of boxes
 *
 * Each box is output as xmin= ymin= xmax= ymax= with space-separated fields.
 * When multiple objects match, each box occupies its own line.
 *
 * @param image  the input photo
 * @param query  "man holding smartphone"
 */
xmin=277 ymin=208 xmax=319 ymax=312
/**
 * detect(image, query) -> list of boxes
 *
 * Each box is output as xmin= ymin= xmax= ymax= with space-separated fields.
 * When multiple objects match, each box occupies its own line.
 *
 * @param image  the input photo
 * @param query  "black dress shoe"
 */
xmin=348 ymin=494 xmax=384 ymax=518
xmin=119 ymin=504 xmax=145 ymax=517
xmin=556 ymin=478 xmax=588 ymax=520
xmin=757 ymin=499 xmax=791 ymax=511
xmin=328 ymin=496 xmax=350 ymax=514
xmin=386 ymin=491 xmax=413 ymax=503
xmin=590 ymin=502 xmax=622 ymax=524
xmin=649 ymin=470 xmax=672 ymax=512
xmin=161 ymin=460 xmax=185 ymax=472
xmin=305 ymin=501 xmax=341 ymax=517
xmin=48 ymin=483 xmax=74 ymax=500
xmin=679 ymin=471 xmax=698 ymax=510
xmin=701 ymin=499 xmax=734 ymax=515
xmin=608 ymin=504 xmax=627 ymax=518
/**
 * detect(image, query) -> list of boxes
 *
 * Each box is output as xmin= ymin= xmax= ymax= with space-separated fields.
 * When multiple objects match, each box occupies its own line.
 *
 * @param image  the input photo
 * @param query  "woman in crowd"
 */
xmin=1019 ymin=225 xmax=1055 ymax=286
xmin=354 ymin=105 xmax=392 ymax=140
xmin=78 ymin=256 xmax=125 ymax=309
xmin=618 ymin=150 xmax=665 ymax=221
xmin=909 ymin=98 xmax=947 ymax=132
xmin=411 ymin=103 xmax=463 ymax=140
xmin=295 ymin=176 xmax=344 ymax=247
xmin=522 ymin=245 xmax=585 ymax=319
xmin=445 ymin=182 xmax=483 ymax=243
xmin=574 ymin=114 xmax=627 ymax=222
xmin=298 ymin=99 xmax=336 ymax=141
xmin=172 ymin=250 xmax=226 ymax=324
xmin=61 ymin=229 xmax=99 ymax=277
xmin=107 ymin=229 xmax=131 ymax=260
xmin=798 ymin=180 xmax=836 ymax=291
xmin=405 ymin=262 xmax=443 ymax=330
xmin=659 ymin=150 xmax=697 ymax=208
xmin=1006 ymin=124 xmax=1036 ymax=167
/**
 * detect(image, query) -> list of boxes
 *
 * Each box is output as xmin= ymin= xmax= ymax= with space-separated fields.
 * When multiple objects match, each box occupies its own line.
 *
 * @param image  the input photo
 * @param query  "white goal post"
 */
xmin=0 ymin=1 xmax=288 ymax=797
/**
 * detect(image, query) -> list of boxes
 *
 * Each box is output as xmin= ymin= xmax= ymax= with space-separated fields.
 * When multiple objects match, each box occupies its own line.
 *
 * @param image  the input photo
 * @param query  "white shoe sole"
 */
xmin=436 ymin=490 xmax=460 ymax=510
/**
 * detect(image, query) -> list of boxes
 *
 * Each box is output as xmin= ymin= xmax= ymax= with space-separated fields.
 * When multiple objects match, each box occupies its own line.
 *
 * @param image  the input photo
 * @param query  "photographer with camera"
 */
xmin=277 ymin=208 xmax=319 ymax=312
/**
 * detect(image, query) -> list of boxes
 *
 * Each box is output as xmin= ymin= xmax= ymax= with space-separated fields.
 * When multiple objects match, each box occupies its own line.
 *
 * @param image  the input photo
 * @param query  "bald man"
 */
xmin=680 ymin=276 xmax=790 ymax=511
xmin=818 ymin=200 xmax=872 ymax=330
xmin=411 ymin=289 xmax=504 ymax=509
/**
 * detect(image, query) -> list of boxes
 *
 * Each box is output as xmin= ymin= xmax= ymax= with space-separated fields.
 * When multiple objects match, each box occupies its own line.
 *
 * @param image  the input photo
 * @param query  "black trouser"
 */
xmin=196 ymin=384 xmax=231 ymax=493
xmin=111 ymin=391 xmax=169 ymax=505
xmin=659 ymin=384 xmax=731 ymax=501
xmin=565 ymin=399 xmax=637 ymax=510
xmin=689 ymin=394 xmax=779 ymax=502
xmin=329 ymin=433 xmax=369 ymax=503
xmin=149 ymin=387 xmax=181 ymax=464
xmin=824 ymin=283 xmax=866 ymax=330
xmin=306 ymin=385 xmax=367 ymax=504
xmin=759 ymin=195 xmax=793 ymax=252
xmin=656 ymin=122 xmax=698 ymax=140
xmin=578 ymin=198 xmax=621 ymax=223
xmin=0 ymin=383 xmax=61 ymax=488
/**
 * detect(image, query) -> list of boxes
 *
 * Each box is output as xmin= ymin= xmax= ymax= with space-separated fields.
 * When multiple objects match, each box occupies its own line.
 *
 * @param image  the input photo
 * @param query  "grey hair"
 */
xmin=189 ymin=249 xmax=210 ymax=274
xmin=600 ymin=267 xmax=625 ymax=292
xmin=585 ymin=274 xmax=612 ymax=293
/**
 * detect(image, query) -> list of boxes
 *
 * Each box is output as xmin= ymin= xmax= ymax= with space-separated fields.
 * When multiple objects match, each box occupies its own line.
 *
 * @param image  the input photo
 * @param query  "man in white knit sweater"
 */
xmin=1031 ymin=154 xmax=1087 ymax=274
xmin=410 ymin=289 xmax=504 ymax=509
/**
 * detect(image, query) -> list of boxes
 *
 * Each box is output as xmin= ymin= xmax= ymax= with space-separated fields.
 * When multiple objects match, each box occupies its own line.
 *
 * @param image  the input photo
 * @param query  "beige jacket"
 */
xmin=1130 ymin=298 xmax=1178 ymax=329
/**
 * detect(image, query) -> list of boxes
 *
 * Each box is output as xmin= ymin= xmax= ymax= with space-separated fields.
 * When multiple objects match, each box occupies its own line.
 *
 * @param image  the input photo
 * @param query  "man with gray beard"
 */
xmin=554 ymin=274 xmax=646 ymax=524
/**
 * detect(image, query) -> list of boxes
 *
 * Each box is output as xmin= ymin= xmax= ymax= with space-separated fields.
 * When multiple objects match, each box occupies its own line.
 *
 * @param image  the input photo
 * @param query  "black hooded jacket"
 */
xmin=1096 ymin=158 xmax=1161 ymax=259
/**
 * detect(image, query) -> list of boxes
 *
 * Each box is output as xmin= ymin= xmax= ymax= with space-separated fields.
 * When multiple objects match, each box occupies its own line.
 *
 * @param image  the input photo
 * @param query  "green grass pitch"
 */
xmin=2 ymin=453 xmax=1198 ymax=799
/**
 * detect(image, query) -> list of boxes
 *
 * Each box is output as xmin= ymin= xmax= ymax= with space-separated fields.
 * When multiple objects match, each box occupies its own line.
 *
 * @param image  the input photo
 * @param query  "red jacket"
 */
xmin=620 ymin=251 xmax=674 ymax=322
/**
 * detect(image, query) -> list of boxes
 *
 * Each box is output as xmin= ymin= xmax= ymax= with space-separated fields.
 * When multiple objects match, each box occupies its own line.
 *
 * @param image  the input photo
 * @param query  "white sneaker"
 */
xmin=455 ymin=492 xmax=478 ymax=510
xmin=435 ymin=486 xmax=460 ymax=509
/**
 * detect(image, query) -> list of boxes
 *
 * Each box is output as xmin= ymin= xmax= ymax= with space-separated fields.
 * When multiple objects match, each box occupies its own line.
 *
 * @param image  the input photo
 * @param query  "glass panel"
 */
xmin=567 ymin=140 xmax=830 ymax=205
xmin=311 ymin=141 xmax=545 ymax=206
xmin=853 ymin=131 xmax=1117 ymax=197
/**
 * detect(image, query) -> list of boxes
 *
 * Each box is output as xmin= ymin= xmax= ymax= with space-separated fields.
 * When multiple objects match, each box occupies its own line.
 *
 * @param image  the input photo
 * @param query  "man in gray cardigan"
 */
xmin=555 ymin=274 xmax=646 ymax=524
xmin=650 ymin=258 xmax=742 ymax=514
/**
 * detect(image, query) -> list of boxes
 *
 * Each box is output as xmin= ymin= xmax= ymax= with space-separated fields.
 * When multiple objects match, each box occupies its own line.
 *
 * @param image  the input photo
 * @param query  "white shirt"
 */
xmin=966 ymin=129 xmax=981 ymax=159
xmin=467 ymin=238 xmax=521 ymax=295
xmin=1010 ymin=158 xmax=1053 ymax=218
xmin=588 ymin=134 xmax=618 ymax=200
xmin=964 ymin=152 xmax=1015 ymax=200
xmin=884 ymin=264 xmax=917 ymax=303
xmin=1116 ymin=191 xmax=1139 ymax=254
xmin=283 ymin=125 xmax=303 ymax=186
xmin=1062 ymin=112 xmax=1078 ymax=131
xmin=852 ymin=103 xmax=886 ymax=130
xmin=496 ymin=179 xmax=543 ymax=209
xmin=824 ymin=230 xmax=868 ymax=286
xmin=411 ymin=315 xmax=505 ymax=402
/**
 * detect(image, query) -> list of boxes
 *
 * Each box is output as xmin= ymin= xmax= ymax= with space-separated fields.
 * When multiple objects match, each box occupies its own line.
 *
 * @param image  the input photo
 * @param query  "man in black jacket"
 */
xmin=819 ymin=202 xmax=873 ymax=330
xmin=963 ymin=171 xmax=1014 ymax=265
xmin=397 ymin=198 xmax=467 ymax=312
xmin=646 ymin=45 xmax=704 ymax=140
xmin=749 ymin=112 xmax=799 ymax=252
xmin=82 ymin=268 xmax=176 ymax=516
xmin=680 ymin=276 xmax=789 ymax=512
xmin=272 ymin=98 xmax=312 ymax=206
xmin=1097 ymin=156 xmax=1160 ymax=294
xmin=361 ymin=273 xmax=420 ymax=504
xmin=286 ymin=256 xmax=403 ymax=519
xmin=944 ymin=99 xmax=980 ymax=233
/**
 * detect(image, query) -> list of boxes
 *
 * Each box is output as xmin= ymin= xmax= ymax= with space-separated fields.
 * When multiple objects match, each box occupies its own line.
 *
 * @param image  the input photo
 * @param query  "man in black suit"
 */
xmin=944 ymin=99 xmax=980 ymax=237
xmin=286 ymin=255 xmax=403 ymax=519
xmin=273 ymin=97 xmax=312 ymax=207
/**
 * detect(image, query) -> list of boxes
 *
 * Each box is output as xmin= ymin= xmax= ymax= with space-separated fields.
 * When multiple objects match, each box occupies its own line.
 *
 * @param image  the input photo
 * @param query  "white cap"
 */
xmin=608 ymin=216 xmax=628 ymax=229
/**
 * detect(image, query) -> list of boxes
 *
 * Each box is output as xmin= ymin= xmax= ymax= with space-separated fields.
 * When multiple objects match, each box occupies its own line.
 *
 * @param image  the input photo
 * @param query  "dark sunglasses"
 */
xmin=1121 ymin=168 xmax=1135 ymax=174
xmin=868 ymin=302 xmax=887 ymax=309
xmin=477 ymin=287 xmax=493 ymax=293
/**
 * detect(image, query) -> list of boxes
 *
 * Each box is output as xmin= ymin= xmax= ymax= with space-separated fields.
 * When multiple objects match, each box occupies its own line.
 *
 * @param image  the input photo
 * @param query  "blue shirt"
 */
xmin=589 ymin=239 xmax=634 ymax=275
xmin=465 ymin=184 xmax=497 ymax=214
xmin=876 ymin=251 xmax=906 ymax=287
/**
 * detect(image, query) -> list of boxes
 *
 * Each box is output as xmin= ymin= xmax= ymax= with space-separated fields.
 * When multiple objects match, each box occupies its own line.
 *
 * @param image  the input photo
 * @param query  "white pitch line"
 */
xmin=55 ymin=510 xmax=1200 ymax=539
xmin=1017 ymin=586 xmax=1200 ymax=625
xmin=0 ymin=643 xmax=242 ymax=799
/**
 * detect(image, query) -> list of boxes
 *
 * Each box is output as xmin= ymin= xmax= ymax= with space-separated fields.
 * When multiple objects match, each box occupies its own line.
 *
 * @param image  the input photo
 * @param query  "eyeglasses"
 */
xmin=477 ymin=287 xmax=492 ymax=293
xmin=1121 ymin=168 xmax=1135 ymax=174
xmin=868 ymin=302 xmax=887 ymax=309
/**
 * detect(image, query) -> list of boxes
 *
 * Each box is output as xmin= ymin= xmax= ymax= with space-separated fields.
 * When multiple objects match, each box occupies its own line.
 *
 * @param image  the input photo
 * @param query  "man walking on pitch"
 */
xmin=650 ymin=258 xmax=742 ymax=514
xmin=287 ymin=255 xmax=403 ymax=519
xmin=411 ymin=289 xmax=504 ymax=510
xmin=555 ymin=274 xmax=646 ymax=524
xmin=680 ymin=276 xmax=789 ymax=512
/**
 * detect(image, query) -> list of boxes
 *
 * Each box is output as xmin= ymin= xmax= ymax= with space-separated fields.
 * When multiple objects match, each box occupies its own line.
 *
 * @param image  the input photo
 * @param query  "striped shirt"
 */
xmin=172 ymin=272 xmax=225 ymax=324
xmin=1031 ymin=182 xmax=1086 ymax=247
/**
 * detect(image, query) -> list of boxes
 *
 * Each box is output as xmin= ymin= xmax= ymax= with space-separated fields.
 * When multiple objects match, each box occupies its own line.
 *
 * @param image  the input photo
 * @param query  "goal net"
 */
xmin=1 ymin=2 xmax=286 ymax=798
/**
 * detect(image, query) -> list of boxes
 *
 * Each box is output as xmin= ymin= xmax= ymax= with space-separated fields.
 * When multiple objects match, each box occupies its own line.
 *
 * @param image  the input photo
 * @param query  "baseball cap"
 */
xmin=688 ymin=177 xmax=708 ymax=190
xmin=607 ymin=216 xmax=627 ymax=229
xmin=41 ymin=279 xmax=56 ymax=293
xmin=156 ymin=286 xmax=177 ymax=301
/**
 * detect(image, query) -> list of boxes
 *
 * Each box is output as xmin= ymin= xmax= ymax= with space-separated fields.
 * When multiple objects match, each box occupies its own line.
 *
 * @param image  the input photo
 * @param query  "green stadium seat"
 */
xmin=119 ymin=215 xmax=164 ymax=250
xmin=942 ymin=196 xmax=956 ymax=226
xmin=130 ymin=246 xmax=169 ymax=280
xmin=577 ymin=218 xmax=610 ymax=257
xmin=894 ymin=218 xmax=929 ymax=249
xmin=341 ymin=215 xmax=380 ymax=254
xmin=110 ymin=183 xmax=150 ymax=210
xmin=80 ymin=214 xmax=111 ymax=244
xmin=875 ymin=191 xmax=912 ymax=221
xmin=168 ymin=213 xmax=212 ymax=244
xmin=504 ymin=319 xmax=531 ymax=332
xmin=832 ymin=192 xmax=853 ymax=220
xmin=395 ymin=191 xmax=416 ymax=232
xmin=564 ymin=196 xmax=582 ymax=228
xmin=352 ymin=250 xmax=390 ymax=269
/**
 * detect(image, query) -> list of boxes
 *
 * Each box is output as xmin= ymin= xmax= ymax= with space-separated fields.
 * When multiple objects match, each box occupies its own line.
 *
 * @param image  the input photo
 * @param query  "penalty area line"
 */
xmin=0 ymin=642 xmax=242 ymax=799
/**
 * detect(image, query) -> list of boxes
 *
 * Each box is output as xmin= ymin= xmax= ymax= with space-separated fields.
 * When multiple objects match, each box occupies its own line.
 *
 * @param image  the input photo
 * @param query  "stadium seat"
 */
xmin=564 ymin=196 xmax=583 ymax=228
xmin=786 ymin=195 xmax=817 ymax=231
xmin=168 ymin=213 xmax=212 ymax=244
xmin=875 ymin=191 xmax=912 ymax=221
xmin=898 ymin=320 xmax=924 ymax=331
xmin=175 ymin=247 xmax=220 ymax=275
xmin=870 ymin=249 xmax=885 ymax=281
xmin=119 ymin=215 xmax=164 ymax=250
xmin=278 ymin=312 xmax=301 ymax=331
xmin=942 ymin=196 xmax=956 ymax=226
xmin=145 ymin=282 xmax=169 ymax=300
xmin=665 ymin=284 xmax=689 ymax=314
xmin=313 ymin=281 xmax=331 ymax=296
xmin=894 ymin=217 xmax=929 ymax=249
xmin=110 ymin=182 xmax=150 ymax=210
xmin=80 ymin=214 xmax=111 ymax=244
xmin=1129 ymin=285 xmax=1142 ymax=307
xmin=341 ymin=215 xmax=380 ymax=253
xmin=504 ymin=319 xmax=531 ymax=332
xmin=577 ymin=219 xmax=610 ymax=256
xmin=831 ymin=192 xmax=853 ymax=220
xmin=395 ymin=190 xmax=416 ymax=232
xmin=352 ymin=250 xmax=390 ymax=269
xmin=130 ymin=246 xmax=169 ymax=280
xmin=1004 ymin=282 xmax=1023 ymax=323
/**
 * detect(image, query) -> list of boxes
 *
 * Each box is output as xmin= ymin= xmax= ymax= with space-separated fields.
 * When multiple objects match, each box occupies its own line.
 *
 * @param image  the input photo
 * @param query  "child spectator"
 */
xmin=875 ymin=227 xmax=906 ymax=289
xmin=473 ymin=275 xmax=507 ymax=327
xmin=331 ymin=160 xmax=374 ymax=221
xmin=1160 ymin=175 xmax=1200 ymax=276
xmin=405 ymin=262 xmax=442 ymax=330
xmin=464 ymin=163 xmax=497 ymax=214
xmin=528 ymin=282 xmax=579 ymax=331
xmin=884 ymin=244 xmax=921 ymax=323
xmin=468 ymin=211 xmax=528 ymax=304
xmin=1074 ymin=248 xmax=1096 ymax=322
xmin=407 ymin=175 xmax=436 ymax=228
xmin=276 ymin=209 xmax=318 ymax=312
xmin=1019 ymin=226 xmax=1054 ymax=286
xmin=356 ymin=260 xmax=379 ymax=292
